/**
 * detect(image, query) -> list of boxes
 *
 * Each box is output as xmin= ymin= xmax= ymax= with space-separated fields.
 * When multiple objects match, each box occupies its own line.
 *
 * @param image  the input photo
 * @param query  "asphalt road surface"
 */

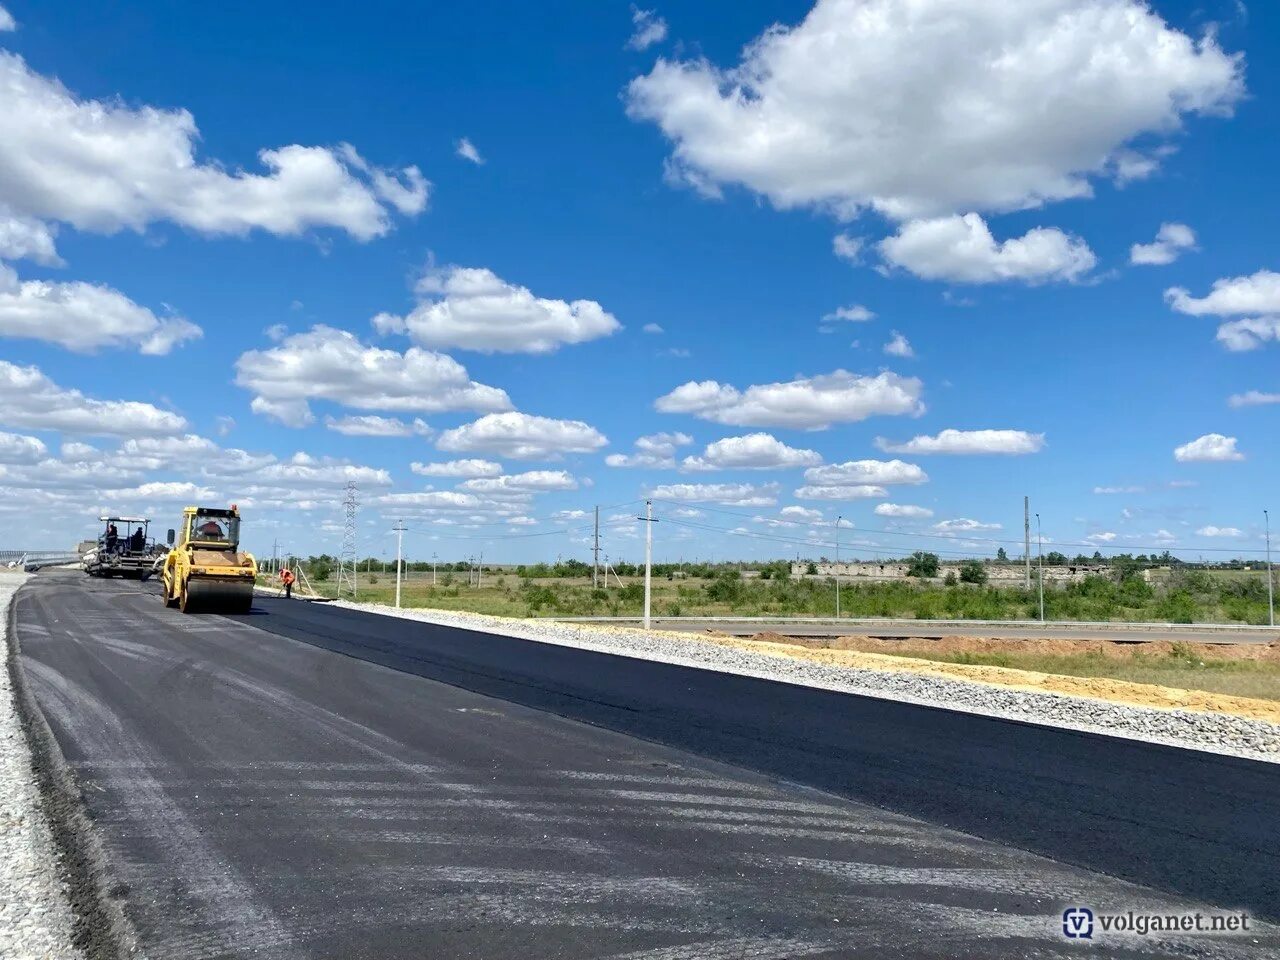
xmin=553 ymin=617 xmax=1280 ymax=645
xmin=15 ymin=571 xmax=1280 ymax=959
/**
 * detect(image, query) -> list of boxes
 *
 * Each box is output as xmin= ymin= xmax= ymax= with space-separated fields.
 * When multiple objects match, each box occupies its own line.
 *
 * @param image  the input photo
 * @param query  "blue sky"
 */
xmin=0 ymin=0 xmax=1276 ymax=565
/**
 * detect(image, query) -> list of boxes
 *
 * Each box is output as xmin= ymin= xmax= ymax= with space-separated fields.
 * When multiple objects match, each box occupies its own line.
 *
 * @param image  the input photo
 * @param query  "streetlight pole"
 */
xmin=640 ymin=499 xmax=657 ymax=629
xmin=1036 ymin=512 xmax=1045 ymax=622
xmin=1266 ymin=509 xmax=1274 ymax=628
xmin=432 ymin=552 xmax=438 ymax=586
xmin=393 ymin=520 xmax=406 ymax=609
xmin=835 ymin=515 xmax=842 ymax=619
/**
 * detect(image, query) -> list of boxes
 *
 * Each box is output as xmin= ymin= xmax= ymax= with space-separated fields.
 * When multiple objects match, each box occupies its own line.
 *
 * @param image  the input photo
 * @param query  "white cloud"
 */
xmin=1196 ymin=525 xmax=1244 ymax=538
xmin=459 ymin=470 xmax=578 ymax=494
xmin=1130 ymin=222 xmax=1196 ymax=266
xmin=627 ymin=8 xmax=668 ymax=51
xmin=1173 ymin=433 xmax=1244 ymax=462
xmin=1215 ymin=318 xmax=1280 ymax=352
xmin=875 ymin=428 xmax=1044 ymax=455
xmin=437 ymin=411 xmax=608 ymax=460
xmin=551 ymin=509 xmax=589 ymax=522
xmin=236 ymin=325 xmax=510 ymax=426
xmin=879 ymin=214 xmax=1096 ymax=284
xmin=0 ymin=360 xmax=186 ymax=435
xmin=377 ymin=265 xmax=621 ymax=354
xmin=626 ymin=0 xmax=1240 ymax=220
xmin=60 ymin=441 xmax=97 ymax=460
xmin=682 ymin=432 xmax=821 ymax=471
xmin=780 ymin=505 xmax=823 ymax=523
xmin=456 ymin=138 xmax=484 ymax=165
xmin=934 ymin=518 xmax=1002 ymax=534
xmin=883 ymin=331 xmax=914 ymax=358
xmin=323 ymin=415 xmax=433 ymax=437
xmin=649 ymin=481 xmax=780 ymax=507
xmin=822 ymin=304 xmax=874 ymax=324
xmin=0 ymin=211 xmax=60 ymax=264
xmin=0 ymin=5 xmax=15 ymax=31
xmin=874 ymin=503 xmax=933 ymax=519
xmin=1094 ymin=485 xmax=1145 ymax=495
xmin=832 ymin=233 xmax=864 ymax=263
xmin=410 ymin=459 xmax=502 ymax=478
xmin=1166 ymin=270 xmax=1280 ymax=316
xmin=642 ymin=322 xmax=664 ymax=334
xmin=0 ymin=263 xmax=201 ymax=353
xmin=0 ymin=52 xmax=427 ymax=240
xmin=656 ymin=369 xmax=924 ymax=429
xmin=1086 ymin=531 xmax=1118 ymax=543
xmin=605 ymin=431 xmax=692 ymax=469
xmin=805 ymin=459 xmax=927 ymax=486
xmin=795 ymin=484 xmax=887 ymax=501
xmin=1228 ymin=390 xmax=1280 ymax=408
xmin=0 ymin=430 xmax=47 ymax=464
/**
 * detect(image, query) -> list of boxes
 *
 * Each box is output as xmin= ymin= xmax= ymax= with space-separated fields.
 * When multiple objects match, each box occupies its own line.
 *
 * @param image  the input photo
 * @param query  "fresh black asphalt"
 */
xmin=15 ymin=571 xmax=1280 ymax=959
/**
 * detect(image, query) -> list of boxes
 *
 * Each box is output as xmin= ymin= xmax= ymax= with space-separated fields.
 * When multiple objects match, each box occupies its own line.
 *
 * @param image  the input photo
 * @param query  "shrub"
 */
xmin=943 ymin=572 xmax=958 ymax=587
xmin=907 ymin=552 xmax=940 ymax=578
xmin=618 ymin=583 xmax=645 ymax=605
xmin=958 ymin=560 xmax=987 ymax=585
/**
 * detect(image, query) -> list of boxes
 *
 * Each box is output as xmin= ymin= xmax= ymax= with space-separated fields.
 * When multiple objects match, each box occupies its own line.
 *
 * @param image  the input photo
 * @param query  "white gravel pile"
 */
xmin=0 ymin=573 xmax=84 ymax=960
xmin=334 ymin=600 xmax=1280 ymax=763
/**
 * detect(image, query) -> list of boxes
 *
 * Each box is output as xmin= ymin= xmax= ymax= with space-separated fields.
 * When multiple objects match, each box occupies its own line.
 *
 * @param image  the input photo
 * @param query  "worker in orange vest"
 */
xmin=281 ymin=567 xmax=296 ymax=599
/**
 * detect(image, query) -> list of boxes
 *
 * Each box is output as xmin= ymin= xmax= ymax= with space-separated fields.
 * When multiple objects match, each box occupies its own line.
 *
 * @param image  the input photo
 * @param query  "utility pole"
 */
xmin=477 ymin=551 xmax=483 ymax=589
xmin=432 ymin=552 xmax=438 ymax=586
xmin=1024 ymin=496 xmax=1031 ymax=590
xmin=593 ymin=505 xmax=600 ymax=589
xmin=835 ymin=514 xmax=842 ymax=619
xmin=337 ymin=480 xmax=359 ymax=599
xmin=1036 ymin=512 xmax=1045 ymax=622
xmin=639 ymin=499 xmax=657 ymax=629
xmin=1266 ymin=509 xmax=1274 ymax=628
xmin=393 ymin=520 xmax=406 ymax=608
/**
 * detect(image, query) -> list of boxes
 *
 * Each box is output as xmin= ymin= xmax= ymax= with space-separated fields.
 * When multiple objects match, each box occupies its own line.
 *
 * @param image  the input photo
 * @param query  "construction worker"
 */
xmin=281 ymin=567 xmax=296 ymax=599
xmin=105 ymin=523 xmax=119 ymax=554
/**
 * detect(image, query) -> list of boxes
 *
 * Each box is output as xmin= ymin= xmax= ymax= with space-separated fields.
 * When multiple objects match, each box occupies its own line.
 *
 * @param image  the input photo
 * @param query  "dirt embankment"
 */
xmin=699 ymin=631 xmax=1280 ymax=725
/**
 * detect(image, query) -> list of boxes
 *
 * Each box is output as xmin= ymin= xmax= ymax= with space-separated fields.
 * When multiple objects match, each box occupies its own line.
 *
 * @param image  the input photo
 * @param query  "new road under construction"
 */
xmin=5 ymin=567 xmax=1280 ymax=959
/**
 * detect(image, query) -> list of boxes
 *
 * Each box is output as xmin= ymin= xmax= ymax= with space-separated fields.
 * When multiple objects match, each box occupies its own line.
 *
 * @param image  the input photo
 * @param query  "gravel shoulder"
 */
xmin=1 ymin=572 xmax=83 ymax=960
xmin=332 ymin=599 xmax=1280 ymax=763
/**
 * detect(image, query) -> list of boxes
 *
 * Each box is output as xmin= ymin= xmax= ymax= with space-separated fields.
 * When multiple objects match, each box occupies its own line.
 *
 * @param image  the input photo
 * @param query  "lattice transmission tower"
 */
xmin=336 ymin=480 xmax=359 ymax=599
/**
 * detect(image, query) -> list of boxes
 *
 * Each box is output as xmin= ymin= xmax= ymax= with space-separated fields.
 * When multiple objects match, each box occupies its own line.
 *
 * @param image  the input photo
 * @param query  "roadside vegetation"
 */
xmin=267 ymin=555 xmax=1277 ymax=626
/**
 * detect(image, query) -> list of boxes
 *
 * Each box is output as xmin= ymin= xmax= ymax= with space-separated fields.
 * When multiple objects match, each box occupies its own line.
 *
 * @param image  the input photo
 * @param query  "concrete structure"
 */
xmin=792 ymin=561 xmax=1109 ymax=585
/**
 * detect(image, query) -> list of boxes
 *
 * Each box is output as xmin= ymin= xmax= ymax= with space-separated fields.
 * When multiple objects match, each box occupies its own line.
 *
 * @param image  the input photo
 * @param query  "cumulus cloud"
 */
xmin=832 ymin=233 xmax=864 ymax=263
xmin=627 ymin=7 xmax=668 ymax=51
xmin=0 ymin=360 xmax=186 ymax=435
xmin=1130 ymin=222 xmax=1196 ymax=266
xmin=1094 ymin=485 xmax=1145 ymax=495
xmin=804 ymin=459 xmax=926 ymax=486
xmin=0 ymin=430 xmax=47 ymax=464
xmin=410 ymin=459 xmax=502 ymax=478
xmin=235 ymin=325 xmax=510 ymax=426
xmin=1086 ymin=531 xmax=1118 ymax=543
xmin=1173 ymin=433 xmax=1243 ymax=462
xmin=780 ymin=505 xmax=823 ymax=523
xmin=375 ymin=265 xmax=621 ymax=354
xmin=883 ymin=331 xmax=914 ymax=358
xmin=436 ymin=411 xmax=608 ymax=460
xmin=934 ymin=518 xmax=1002 ymax=534
xmin=0 ymin=211 xmax=60 ymax=264
xmin=822 ymin=304 xmax=874 ymax=324
xmin=643 ymin=323 xmax=665 ymax=334
xmin=1228 ymin=390 xmax=1280 ymax=408
xmin=1196 ymin=525 xmax=1244 ymax=538
xmin=0 ymin=5 xmax=15 ymax=31
xmin=875 ymin=429 xmax=1044 ymax=455
xmin=681 ymin=433 xmax=821 ymax=471
xmin=606 ymin=431 xmax=692 ymax=469
xmin=625 ymin=0 xmax=1241 ymax=220
xmin=879 ymin=214 xmax=1095 ymax=284
xmin=0 ymin=263 xmax=201 ymax=353
xmin=1215 ymin=318 xmax=1280 ymax=352
xmin=0 ymin=53 xmax=427 ymax=241
xmin=648 ymin=481 xmax=779 ymax=507
xmin=456 ymin=138 xmax=484 ymax=165
xmin=656 ymin=370 xmax=924 ymax=429
xmin=795 ymin=484 xmax=887 ymax=501
xmin=323 ymin=415 xmax=433 ymax=437
xmin=459 ymin=470 xmax=579 ymax=494
xmin=874 ymin=503 xmax=933 ymax=519
xmin=1166 ymin=270 xmax=1280 ymax=317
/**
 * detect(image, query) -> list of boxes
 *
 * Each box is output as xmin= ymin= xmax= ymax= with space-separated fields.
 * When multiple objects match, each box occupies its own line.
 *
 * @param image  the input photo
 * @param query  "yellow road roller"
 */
xmin=160 ymin=505 xmax=257 ymax=613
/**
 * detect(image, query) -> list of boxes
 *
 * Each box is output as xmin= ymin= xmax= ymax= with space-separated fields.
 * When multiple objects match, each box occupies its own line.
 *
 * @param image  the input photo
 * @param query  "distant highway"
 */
xmin=551 ymin=616 xmax=1280 ymax=645
xmin=15 ymin=571 xmax=1280 ymax=958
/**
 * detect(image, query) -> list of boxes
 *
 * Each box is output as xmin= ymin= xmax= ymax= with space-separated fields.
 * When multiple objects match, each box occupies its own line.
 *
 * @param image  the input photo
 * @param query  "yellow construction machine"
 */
xmin=160 ymin=505 xmax=257 ymax=613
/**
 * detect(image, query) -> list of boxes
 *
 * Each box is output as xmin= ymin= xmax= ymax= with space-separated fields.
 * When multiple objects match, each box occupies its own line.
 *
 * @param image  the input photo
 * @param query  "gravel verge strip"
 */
xmin=3 ymin=574 xmax=140 ymax=960
xmin=331 ymin=599 xmax=1280 ymax=763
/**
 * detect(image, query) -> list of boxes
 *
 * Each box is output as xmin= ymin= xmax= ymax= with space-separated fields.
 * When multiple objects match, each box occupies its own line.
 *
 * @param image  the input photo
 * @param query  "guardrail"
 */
xmin=1 ymin=550 xmax=84 ymax=571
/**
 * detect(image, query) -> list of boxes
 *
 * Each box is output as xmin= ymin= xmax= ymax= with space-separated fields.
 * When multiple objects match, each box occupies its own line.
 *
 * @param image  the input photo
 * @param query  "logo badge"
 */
xmin=1062 ymin=907 xmax=1094 ymax=939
